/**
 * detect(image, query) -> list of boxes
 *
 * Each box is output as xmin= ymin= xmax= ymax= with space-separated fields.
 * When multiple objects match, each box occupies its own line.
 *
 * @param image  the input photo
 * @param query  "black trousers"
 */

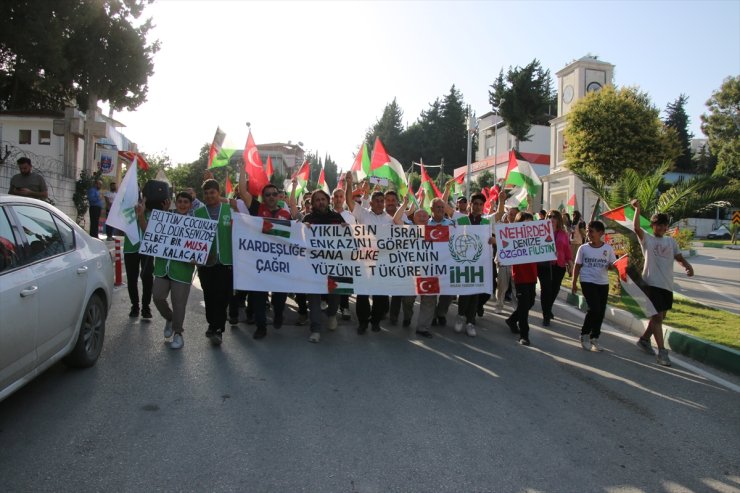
xmin=507 ymin=283 xmax=536 ymax=340
xmin=89 ymin=205 xmax=101 ymax=237
xmin=252 ymin=291 xmax=287 ymax=330
xmin=356 ymin=295 xmax=389 ymax=327
xmin=197 ymin=264 xmax=232 ymax=333
xmin=539 ymin=264 xmax=567 ymax=320
xmin=124 ymin=252 xmax=153 ymax=308
xmin=457 ymin=294 xmax=479 ymax=324
xmin=580 ymin=282 xmax=609 ymax=338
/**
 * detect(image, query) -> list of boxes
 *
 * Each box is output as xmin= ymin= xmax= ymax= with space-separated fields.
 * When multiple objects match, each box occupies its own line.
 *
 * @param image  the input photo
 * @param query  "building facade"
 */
xmin=542 ymin=55 xmax=615 ymax=216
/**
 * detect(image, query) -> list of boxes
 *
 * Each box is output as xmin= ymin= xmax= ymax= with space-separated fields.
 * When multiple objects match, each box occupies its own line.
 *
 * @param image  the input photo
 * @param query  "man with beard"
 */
xmin=302 ymin=189 xmax=346 ymax=343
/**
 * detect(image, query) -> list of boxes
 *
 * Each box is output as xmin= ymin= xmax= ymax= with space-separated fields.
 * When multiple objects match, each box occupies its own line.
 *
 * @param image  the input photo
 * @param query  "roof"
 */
xmin=0 ymin=110 xmax=65 ymax=119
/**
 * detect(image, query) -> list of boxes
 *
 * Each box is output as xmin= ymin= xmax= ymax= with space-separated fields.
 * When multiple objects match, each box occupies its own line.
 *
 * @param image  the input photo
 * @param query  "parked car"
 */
xmin=706 ymin=225 xmax=731 ymax=240
xmin=0 ymin=194 xmax=113 ymax=402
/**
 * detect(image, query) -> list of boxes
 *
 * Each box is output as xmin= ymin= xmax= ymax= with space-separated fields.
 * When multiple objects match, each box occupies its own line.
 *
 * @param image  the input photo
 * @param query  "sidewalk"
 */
xmin=565 ymin=289 xmax=740 ymax=376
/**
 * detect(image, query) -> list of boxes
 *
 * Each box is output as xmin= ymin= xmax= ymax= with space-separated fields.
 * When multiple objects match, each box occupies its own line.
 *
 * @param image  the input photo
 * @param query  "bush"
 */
xmin=674 ymin=228 xmax=694 ymax=250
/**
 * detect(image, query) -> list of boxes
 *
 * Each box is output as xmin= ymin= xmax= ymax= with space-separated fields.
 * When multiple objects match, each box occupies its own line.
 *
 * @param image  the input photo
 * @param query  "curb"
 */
xmin=565 ymin=291 xmax=740 ymax=376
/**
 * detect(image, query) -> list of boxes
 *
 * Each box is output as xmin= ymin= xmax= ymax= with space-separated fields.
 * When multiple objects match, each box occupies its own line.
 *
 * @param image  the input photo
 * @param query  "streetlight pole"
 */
xmin=465 ymin=105 xmax=475 ymax=198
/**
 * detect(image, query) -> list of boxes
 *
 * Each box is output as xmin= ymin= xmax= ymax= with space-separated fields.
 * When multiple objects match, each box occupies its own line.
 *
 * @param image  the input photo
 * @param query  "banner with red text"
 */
xmin=231 ymin=213 xmax=492 ymax=295
xmin=139 ymin=210 xmax=217 ymax=264
xmin=494 ymin=219 xmax=557 ymax=265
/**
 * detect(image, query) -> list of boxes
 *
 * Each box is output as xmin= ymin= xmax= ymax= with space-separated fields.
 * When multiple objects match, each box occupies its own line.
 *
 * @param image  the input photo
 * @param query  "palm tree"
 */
xmin=575 ymin=162 xmax=740 ymax=269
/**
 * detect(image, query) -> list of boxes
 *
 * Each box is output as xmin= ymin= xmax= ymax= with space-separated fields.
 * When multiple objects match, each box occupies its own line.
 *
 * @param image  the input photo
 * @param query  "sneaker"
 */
xmin=253 ymin=327 xmax=267 ymax=340
xmin=205 ymin=329 xmax=215 ymax=341
xmin=357 ymin=325 xmax=367 ymax=335
xmin=129 ymin=305 xmax=140 ymax=318
xmin=170 ymin=333 xmax=184 ymax=349
xmin=296 ymin=313 xmax=308 ymax=326
xmin=506 ymin=318 xmax=519 ymax=334
xmin=163 ymin=320 xmax=173 ymax=339
xmin=415 ymin=330 xmax=433 ymax=338
xmin=340 ymin=308 xmax=351 ymax=321
xmin=657 ymin=349 xmax=672 ymax=367
xmin=327 ymin=314 xmax=338 ymax=331
xmin=320 ymin=300 xmax=328 ymax=311
xmin=454 ymin=316 xmax=464 ymax=334
xmin=636 ymin=337 xmax=656 ymax=355
xmin=308 ymin=332 xmax=320 ymax=343
xmin=141 ymin=306 xmax=153 ymax=320
xmin=519 ymin=338 xmax=530 ymax=346
xmin=211 ymin=331 xmax=223 ymax=346
xmin=580 ymin=334 xmax=592 ymax=351
xmin=494 ymin=306 xmax=504 ymax=314
xmin=590 ymin=338 xmax=603 ymax=352
xmin=465 ymin=323 xmax=477 ymax=337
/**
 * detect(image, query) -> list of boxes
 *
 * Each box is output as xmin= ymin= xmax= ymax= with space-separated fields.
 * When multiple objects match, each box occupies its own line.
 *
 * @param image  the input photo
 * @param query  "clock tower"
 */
xmin=542 ymin=55 xmax=614 ymax=215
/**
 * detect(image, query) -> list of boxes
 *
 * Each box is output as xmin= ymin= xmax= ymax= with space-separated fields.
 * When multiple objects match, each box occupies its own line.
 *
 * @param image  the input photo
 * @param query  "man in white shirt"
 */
xmin=346 ymin=172 xmax=393 ymax=334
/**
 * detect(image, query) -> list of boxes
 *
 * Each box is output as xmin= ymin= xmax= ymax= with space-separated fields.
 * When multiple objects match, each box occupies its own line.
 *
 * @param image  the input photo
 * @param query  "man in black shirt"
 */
xmin=302 ymin=189 xmax=346 ymax=343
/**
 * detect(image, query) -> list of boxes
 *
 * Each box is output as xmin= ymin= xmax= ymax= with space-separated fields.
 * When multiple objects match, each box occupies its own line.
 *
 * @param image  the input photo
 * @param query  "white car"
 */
xmin=706 ymin=225 xmax=731 ymax=240
xmin=0 ymin=194 xmax=113 ymax=402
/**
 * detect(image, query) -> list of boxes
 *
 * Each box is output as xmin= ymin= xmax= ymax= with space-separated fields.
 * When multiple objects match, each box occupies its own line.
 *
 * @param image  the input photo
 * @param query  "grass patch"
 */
xmin=563 ymin=272 xmax=740 ymax=349
xmin=701 ymin=241 xmax=732 ymax=248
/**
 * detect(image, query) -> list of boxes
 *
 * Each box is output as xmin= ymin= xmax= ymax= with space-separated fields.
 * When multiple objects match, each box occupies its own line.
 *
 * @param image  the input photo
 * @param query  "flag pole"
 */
xmin=465 ymin=105 xmax=473 ymax=198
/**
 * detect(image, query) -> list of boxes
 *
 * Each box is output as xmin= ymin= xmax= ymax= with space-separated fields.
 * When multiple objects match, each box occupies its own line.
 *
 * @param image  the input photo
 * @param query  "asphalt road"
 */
xmin=1 ymin=282 xmax=739 ymax=492
xmin=673 ymin=246 xmax=740 ymax=314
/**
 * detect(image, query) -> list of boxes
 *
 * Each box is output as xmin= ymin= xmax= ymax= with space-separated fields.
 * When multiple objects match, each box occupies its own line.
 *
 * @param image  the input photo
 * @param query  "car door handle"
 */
xmin=20 ymin=286 xmax=38 ymax=297
xmin=77 ymin=266 xmax=89 ymax=275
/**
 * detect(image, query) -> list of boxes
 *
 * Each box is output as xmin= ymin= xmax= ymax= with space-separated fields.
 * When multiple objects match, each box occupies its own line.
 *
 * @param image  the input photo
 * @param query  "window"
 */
xmin=38 ymin=130 xmax=51 ymax=145
xmin=0 ymin=208 xmax=23 ymax=273
xmin=19 ymin=129 xmax=31 ymax=145
xmin=13 ymin=205 xmax=70 ymax=262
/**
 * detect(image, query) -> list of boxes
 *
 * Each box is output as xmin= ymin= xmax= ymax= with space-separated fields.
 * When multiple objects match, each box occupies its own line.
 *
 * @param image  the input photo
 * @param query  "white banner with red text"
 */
xmin=139 ymin=210 xmax=217 ymax=264
xmin=494 ymin=219 xmax=557 ymax=265
xmin=232 ymin=213 xmax=493 ymax=295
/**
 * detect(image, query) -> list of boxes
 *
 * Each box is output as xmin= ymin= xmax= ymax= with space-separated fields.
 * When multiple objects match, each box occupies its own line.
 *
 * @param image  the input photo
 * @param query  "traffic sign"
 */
xmin=733 ymin=211 xmax=740 ymax=225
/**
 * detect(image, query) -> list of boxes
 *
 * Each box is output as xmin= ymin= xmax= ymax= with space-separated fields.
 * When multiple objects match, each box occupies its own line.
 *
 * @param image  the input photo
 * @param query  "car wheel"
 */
xmin=64 ymin=293 xmax=106 ymax=368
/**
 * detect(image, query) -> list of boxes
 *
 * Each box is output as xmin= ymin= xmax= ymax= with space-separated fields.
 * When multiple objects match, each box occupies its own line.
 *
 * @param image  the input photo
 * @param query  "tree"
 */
xmin=488 ymin=59 xmax=556 ymax=148
xmin=664 ymin=94 xmax=694 ymax=171
xmin=0 ymin=0 xmax=159 ymax=112
xmin=438 ymin=85 xmax=467 ymax=174
xmin=473 ymin=170 xmax=495 ymax=192
xmin=565 ymin=86 xmax=680 ymax=183
xmin=701 ymin=76 xmax=740 ymax=180
xmin=365 ymin=98 xmax=404 ymax=154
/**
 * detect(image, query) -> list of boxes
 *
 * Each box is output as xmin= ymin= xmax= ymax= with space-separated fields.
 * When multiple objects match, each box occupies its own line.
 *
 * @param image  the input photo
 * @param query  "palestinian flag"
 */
xmin=504 ymin=150 xmax=541 ymax=198
xmin=328 ymin=276 xmax=354 ymax=295
xmin=417 ymin=161 xmax=442 ymax=210
xmin=207 ymin=127 xmax=226 ymax=169
xmin=601 ymin=204 xmax=653 ymax=236
xmin=350 ymin=142 xmax=371 ymax=181
xmin=336 ymin=172 xmax=346 ymax=191
xmin=266 ymin=155 xmax=274 ymax=179
xmin=567 ymin=194 xmax=577 ymax=214
xmin=262 ymin=218 xmax=292 ymax=239
xmin=118 ymin=151 xmax=150 ymax=171
xmin=407 ymin=182 xmax=420 ymax=209
xmin=318 ymin=166 xmax=330 ymax=195
xmin=291 ymin=160 xmax=311 ymax=200
xmin=369 ymin=137 xmax=408 ymax=197
xmin=505 ymin=186 xmax=529 ymax=210
xmin=613 ymin=254 xmax=658 ymax=319
xmin=451 ymin=173 xmax=466 ymax=200
xmin=225 ymin=175 xmax=234 ymax=196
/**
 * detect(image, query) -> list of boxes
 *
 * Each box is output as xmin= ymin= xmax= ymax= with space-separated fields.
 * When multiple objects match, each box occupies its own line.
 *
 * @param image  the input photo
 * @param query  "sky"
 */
xmin=114 ymin=0 xmax=740 ymax=170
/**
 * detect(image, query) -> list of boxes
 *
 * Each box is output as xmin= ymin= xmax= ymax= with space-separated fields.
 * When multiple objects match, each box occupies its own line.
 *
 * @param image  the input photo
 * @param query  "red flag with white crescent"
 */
xmin=243 ymin=130 xmax=269 ymax=198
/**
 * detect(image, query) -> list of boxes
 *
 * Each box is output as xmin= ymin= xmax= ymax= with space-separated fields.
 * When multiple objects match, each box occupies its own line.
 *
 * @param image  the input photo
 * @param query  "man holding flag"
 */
xmin=631 ymin=199 xmax=694 ymax=366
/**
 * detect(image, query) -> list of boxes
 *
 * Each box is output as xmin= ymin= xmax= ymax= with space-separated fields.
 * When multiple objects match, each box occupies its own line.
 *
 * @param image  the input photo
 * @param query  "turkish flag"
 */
xmin=424 ymin=225 xmax=450 ymax=242
xmin=416 ymin=277 xmax=440 ymax=295
xmin=243 ymin=130 xmax=269 ymax=198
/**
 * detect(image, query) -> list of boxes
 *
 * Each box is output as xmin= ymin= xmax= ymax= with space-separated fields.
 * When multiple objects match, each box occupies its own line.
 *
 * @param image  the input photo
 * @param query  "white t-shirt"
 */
xmin=352 ymin=205 xmax=394 ymax=225
xmin=639 ymin=234 xmax=679 ymax=291
xmin=575 ymin=242 xmax=617 ymax=285
xmin=339 ymin=209 xmax=355 ymax=225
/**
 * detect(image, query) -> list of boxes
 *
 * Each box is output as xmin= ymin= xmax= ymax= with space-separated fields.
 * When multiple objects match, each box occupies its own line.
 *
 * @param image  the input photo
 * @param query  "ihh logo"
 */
xmin=449 ymin=266 xmax=484 ymax=284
